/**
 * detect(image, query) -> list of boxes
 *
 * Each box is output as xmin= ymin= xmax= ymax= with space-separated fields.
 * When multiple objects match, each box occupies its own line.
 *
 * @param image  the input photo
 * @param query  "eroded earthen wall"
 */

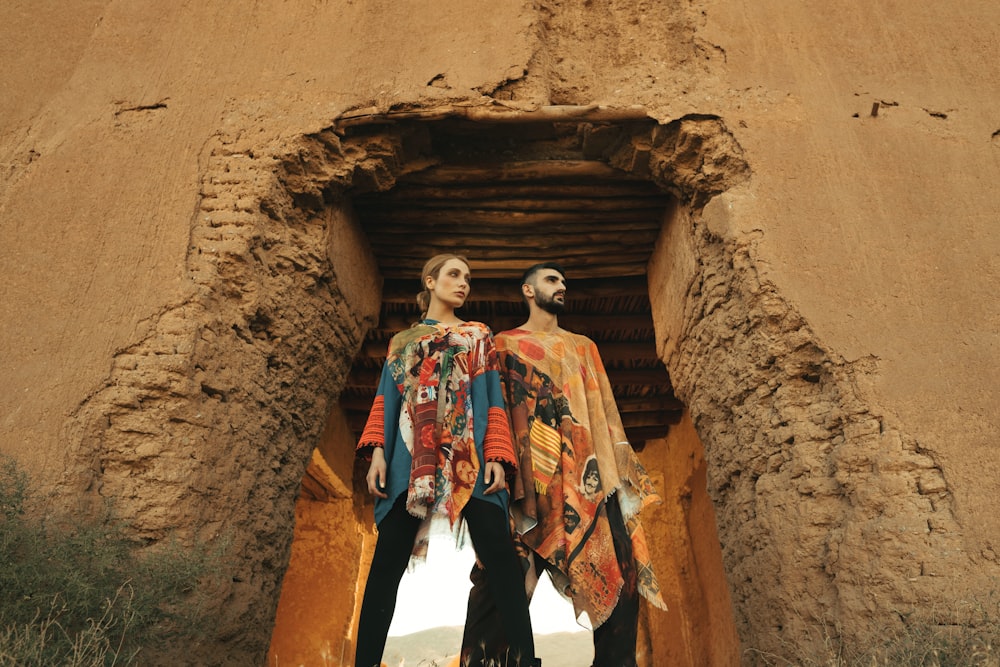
xmin=2 ymin=1 xmax=999 ymax=664
xmin=650 ymin=201 xmax=976 ymax=659
xmin=56 ymin=136 xmax=384 ymax=660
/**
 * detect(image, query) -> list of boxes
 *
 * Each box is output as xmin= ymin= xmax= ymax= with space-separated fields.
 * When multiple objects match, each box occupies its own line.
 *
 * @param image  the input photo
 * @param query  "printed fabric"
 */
xmin=357 ymin=321 xmax=516 ymax=555
xmin=497 ymin=328 xmax=667 ymax=627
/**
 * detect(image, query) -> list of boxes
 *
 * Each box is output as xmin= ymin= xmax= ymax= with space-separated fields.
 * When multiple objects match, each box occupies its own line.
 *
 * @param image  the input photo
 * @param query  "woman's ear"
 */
xmin=425 ymin=275 xmax=435 ymax=290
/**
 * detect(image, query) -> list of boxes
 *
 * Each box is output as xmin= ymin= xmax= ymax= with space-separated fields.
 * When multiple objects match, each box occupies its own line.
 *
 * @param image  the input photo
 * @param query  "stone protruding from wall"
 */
xmin=575 ymin=114 xmax=751 ymax=208
xmin=649 ymin=198 xmax=970 ymax=661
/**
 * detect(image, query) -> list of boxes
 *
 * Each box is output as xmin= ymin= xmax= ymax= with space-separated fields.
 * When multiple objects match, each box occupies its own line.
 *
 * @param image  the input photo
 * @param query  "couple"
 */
xmin=354 ymin=255 xmax=666 ymax=667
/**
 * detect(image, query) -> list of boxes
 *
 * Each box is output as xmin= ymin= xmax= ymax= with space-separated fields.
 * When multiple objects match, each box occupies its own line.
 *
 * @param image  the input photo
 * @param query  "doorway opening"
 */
xmin=266 ymin=105 xmax=748 ymax=666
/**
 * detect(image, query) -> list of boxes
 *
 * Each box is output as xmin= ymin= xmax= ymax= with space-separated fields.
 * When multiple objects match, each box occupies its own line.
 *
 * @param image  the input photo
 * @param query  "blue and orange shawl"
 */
xmin=497 ymin=328 xmax=666 ymax=627
xmin=357 ymin=320 xmax=516 ymax=554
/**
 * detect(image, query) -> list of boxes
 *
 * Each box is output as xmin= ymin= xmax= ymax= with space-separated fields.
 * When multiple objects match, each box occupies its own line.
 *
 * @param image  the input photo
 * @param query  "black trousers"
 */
xmin=461 ymin=497 xmax=640 ymax=667
xmin=355 ymin=495 xmax=537 ymax=667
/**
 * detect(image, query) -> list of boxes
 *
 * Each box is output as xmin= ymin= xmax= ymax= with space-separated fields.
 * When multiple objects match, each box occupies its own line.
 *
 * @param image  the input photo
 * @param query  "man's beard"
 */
xmin=536 ymin=291 xmax=565 ymax=315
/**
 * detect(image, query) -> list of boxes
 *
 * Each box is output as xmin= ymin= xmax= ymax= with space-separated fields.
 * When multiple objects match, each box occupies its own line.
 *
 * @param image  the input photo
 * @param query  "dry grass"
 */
xmin=0 ymin=456 xmax=223 ymax=666
xmin=745 ymin=602 xmax=1000 ymax=667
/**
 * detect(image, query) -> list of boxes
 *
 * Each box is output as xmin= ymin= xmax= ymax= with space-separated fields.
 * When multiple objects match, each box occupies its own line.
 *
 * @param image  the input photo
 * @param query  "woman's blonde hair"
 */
xmin=416 ymin=253 xmax=470 ymax=318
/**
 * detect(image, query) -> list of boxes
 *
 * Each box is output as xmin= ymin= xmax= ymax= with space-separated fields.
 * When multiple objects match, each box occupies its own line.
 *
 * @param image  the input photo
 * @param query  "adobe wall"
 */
xmin=2 ymin=0 xmax=998 ymax=663
xmin=645 ymin=3 xmax=1000 ymax=659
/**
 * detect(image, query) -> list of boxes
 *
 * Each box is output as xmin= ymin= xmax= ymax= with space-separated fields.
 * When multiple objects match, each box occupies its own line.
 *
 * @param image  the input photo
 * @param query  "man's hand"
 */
xmin=366 ymin=448 xmax=388 ymax=498
xmin=483 ymin=461 xmax=507 ymax=495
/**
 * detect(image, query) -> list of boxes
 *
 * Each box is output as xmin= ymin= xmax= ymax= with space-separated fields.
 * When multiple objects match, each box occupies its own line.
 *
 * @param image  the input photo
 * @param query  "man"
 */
xmin=460 ymin=262 xmax=666 ymax=667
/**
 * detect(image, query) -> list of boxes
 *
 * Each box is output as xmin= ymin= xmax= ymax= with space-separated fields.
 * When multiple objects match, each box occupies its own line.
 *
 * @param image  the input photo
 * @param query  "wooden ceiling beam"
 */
xmin=379 ymin=276 xmax=650 ymax=302
xmin=373 ymin=313 xmax=653 ymax=334
xmin=380 ymin=267 xmax=650 ymax=279
xmin=592 ymin=342 xmax=659 ymax=363
xmin=334 ymin=103 xmax=654 ymax=129
xmin=616 ymin=396 xmax=684 ymax=413
xmin=402 ymin=160 xmax=633 ymax=184
xmin=357 ymin=207 xmax=663 ymax=227
xmin=358 ymin=197 xmax=670 ymax=212
xmin=361 ymin=221 xmax=663 ymax=237
xmin=606 ymin=367 xmax=671 ymax=385
xmin=377 ymin=259 xmax=653 ymax=279
xmin=368 ymin=242 xmax=658 ymax=261
xmin=368 ymin=234 xmax=660 ymax=258
xmin=367 ymin=183 xmax=666 ymax=200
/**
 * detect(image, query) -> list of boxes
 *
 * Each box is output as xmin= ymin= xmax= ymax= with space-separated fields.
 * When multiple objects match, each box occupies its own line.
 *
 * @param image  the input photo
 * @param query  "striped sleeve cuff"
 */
xmin=483 ymin=406 xmax=517 ymax=472
xmin=356 ymin=395 xmax=386 ymax=458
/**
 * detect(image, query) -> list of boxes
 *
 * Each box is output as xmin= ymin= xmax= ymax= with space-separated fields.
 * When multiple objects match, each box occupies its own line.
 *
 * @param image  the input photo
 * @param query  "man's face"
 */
xmin=528 ymin=269 xmax=567 ymax=315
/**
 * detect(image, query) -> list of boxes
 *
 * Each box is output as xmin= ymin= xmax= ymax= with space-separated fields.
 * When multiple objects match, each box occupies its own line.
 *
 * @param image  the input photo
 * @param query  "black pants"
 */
xmin=355 ymin=495 xmax=536 ymax=667
xmin=461 ymin=497 xmax=640 ymax=667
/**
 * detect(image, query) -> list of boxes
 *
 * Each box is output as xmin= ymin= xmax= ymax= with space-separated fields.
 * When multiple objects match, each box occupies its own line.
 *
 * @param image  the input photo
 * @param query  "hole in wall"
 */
xmin=339 ymin=116 xmax=685 ymax=448
xmin=267 ymin=106 xmax=749 ymax=664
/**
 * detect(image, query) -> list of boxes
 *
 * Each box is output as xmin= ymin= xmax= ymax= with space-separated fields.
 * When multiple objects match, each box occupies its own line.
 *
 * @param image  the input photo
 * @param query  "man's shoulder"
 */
xmin=495 ymin=327 xmax=591 ymax=340
xmin=555 ymin=328 xmax=597 ymax=348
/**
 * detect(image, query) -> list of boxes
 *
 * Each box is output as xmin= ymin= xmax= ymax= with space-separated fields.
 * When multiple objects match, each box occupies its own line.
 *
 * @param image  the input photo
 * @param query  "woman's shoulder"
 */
xmin=387 ymin=323 xmax=435 ymax=351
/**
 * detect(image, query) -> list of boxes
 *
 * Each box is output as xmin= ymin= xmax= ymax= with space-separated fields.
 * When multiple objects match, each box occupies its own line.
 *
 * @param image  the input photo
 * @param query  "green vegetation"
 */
xmin=0 ymin=456 xmax=221 ymax=666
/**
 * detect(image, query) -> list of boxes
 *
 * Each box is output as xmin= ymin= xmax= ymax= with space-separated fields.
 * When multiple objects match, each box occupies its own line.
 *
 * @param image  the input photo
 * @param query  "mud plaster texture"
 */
xmin=650 ymin=205 xmax=972 ymax=660
xmin=2 ymin=1 xmax=999 ymax=665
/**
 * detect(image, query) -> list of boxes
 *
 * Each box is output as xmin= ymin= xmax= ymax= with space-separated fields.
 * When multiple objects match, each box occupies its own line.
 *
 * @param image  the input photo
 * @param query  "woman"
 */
xmin=354 ymin=254 xmax=539 ymax=667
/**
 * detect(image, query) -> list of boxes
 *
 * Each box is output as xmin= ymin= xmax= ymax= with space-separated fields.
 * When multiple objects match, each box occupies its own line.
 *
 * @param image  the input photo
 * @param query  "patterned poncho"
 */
xmin=357 ymin=320 xmax=516 ymax=551
xmin=497 ymin=328 xmax=666 ymax=626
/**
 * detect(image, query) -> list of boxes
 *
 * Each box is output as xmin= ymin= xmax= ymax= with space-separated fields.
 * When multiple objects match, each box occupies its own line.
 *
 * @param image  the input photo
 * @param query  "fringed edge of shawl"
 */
xmin=612 ymin=441 xmax=662 ymax=521
xmin=608 ymin=443 xmax=670 ymax=612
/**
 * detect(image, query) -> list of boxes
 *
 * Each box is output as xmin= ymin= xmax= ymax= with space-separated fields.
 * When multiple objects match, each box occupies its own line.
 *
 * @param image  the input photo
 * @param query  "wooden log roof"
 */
xmin=337 ymin=112 xmax=683 ymax=449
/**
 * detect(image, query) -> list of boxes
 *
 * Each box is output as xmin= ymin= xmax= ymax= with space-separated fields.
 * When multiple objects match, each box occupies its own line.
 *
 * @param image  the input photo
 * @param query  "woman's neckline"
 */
xmin=423 ymin=318 xmax=466 ymax=327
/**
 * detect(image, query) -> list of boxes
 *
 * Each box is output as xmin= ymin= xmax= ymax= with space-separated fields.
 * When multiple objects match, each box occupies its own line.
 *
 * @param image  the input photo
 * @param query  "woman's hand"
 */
xmin=366 ymin=448 xmax=388 ymax=498
xmin=482 ymin=461 xmax=507 ymax=495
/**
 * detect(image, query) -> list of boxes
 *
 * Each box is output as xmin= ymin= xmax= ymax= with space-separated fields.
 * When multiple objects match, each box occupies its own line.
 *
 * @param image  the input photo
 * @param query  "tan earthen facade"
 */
xmin=2 ymin=1 xmax=998 ymax=665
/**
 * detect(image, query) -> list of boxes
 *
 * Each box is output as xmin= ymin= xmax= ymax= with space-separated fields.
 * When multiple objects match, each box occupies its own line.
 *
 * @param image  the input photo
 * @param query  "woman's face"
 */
xmin=426 ymin=258 xmax=471 ymax=310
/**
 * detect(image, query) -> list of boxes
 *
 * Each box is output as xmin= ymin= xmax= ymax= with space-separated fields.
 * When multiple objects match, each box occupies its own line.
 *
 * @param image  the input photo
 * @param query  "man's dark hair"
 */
xmin=521 ymin=261 xmax=566 ymax=287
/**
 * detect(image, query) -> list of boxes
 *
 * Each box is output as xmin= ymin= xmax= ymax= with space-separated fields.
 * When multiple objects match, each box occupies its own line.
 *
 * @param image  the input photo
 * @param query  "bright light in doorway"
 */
xmin=387 ymin=534 xmax=588 ymax=637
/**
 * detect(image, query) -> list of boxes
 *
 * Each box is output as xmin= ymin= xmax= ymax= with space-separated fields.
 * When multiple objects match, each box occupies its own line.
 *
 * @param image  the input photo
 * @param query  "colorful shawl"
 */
xmin=358 ymin=321 xmax=516 ymax=535
xmin=496 ymin=328 xmax=666 ymax=626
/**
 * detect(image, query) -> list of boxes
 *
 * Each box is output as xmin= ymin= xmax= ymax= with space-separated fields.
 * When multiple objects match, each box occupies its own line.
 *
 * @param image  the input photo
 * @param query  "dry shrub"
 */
xmin=745 ymin=602 xmax=1000 ymax=667
xmin=0 ymin=456 xmax=224 ymax=666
